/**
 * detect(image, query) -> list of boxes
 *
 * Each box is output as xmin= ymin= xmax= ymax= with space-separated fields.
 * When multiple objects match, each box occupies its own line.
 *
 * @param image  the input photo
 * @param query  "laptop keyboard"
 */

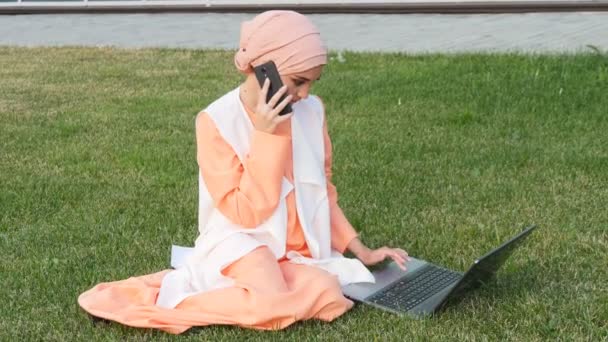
xmin=366 ymin=264 xmax=462 ymax=312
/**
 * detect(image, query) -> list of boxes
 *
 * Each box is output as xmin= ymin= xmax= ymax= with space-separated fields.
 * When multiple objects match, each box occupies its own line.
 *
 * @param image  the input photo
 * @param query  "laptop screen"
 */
xmin=436 ymin=225 xmax=537 ymax=311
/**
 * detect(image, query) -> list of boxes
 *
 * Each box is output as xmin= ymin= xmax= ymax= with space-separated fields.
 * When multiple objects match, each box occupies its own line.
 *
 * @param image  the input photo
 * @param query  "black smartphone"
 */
xmin=253 ymin=61 xmax=293 ymax=116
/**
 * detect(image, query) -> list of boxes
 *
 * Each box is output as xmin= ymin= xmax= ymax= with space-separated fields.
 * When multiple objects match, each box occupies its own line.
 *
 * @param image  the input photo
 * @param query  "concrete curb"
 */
xmin=2 ymin=1 xmax=608 ymax=15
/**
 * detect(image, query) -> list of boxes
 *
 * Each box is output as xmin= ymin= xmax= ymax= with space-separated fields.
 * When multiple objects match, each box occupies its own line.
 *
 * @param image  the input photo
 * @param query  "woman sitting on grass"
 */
xmin=78 ymin=10 xmax=409 ymax=334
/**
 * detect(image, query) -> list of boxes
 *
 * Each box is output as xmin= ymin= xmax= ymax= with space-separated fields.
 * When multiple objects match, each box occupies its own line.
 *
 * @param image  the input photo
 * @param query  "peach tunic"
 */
xmin=78 ymin=100 xmax=359 ymax=334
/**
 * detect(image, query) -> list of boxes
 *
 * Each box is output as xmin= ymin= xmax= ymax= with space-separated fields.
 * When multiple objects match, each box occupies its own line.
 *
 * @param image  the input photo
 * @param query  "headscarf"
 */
xmin=234 ymin=10 xmax=327 ymax=75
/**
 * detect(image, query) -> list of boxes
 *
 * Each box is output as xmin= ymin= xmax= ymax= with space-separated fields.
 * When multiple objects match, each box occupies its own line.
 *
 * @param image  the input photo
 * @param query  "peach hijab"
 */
xmin=234 ymin=10 xmax=328 ymax=75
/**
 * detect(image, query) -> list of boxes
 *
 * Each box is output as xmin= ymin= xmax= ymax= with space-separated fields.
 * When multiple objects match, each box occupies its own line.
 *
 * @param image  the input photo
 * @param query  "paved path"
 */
xmin=1 ymin=12 xmax=607 ymax=53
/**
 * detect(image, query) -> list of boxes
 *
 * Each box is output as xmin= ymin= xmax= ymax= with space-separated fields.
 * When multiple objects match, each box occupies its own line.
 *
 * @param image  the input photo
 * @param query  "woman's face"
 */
xmin=281 ymin=65 xmax=324 ymax=104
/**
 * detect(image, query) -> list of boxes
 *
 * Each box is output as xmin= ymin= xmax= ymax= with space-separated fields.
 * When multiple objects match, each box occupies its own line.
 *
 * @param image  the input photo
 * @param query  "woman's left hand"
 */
xmin=358 ymin=246 xmax=411 ymax=271
xmin=346 ymin=238 xmax=411 ymax=271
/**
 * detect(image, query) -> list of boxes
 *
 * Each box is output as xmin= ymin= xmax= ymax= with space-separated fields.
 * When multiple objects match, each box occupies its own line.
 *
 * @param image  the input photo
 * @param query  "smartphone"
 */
xmin=253 ymin=60 xmax=293 ymax=116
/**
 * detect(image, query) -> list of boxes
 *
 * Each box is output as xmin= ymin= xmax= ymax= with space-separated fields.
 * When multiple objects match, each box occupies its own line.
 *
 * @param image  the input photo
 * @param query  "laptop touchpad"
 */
xmin=342 ymin=258 xmax=428 ymax=300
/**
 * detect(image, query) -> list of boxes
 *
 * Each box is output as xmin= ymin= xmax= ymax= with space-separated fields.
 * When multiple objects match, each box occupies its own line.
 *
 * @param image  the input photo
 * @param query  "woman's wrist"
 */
xmin=346 ymin=237 xmax=372 ymax=262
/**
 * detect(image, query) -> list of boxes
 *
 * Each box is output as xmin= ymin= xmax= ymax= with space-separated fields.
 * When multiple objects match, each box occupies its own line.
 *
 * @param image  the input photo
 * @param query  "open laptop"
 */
xmin=342 ymin=224 xmax=537 ymax=316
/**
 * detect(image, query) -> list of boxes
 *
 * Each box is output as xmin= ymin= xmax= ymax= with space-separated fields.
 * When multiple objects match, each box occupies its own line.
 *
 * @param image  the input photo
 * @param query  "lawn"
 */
xmin=0 ymin=47 xmax=606 ymax=340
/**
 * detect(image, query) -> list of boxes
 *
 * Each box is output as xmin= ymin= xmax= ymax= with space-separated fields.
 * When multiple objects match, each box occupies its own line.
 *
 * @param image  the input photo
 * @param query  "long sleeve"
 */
xmin=322 ymin=116 xmax=359 ymax=253
xmin=195 ymin=112 xmax=291 ymax=228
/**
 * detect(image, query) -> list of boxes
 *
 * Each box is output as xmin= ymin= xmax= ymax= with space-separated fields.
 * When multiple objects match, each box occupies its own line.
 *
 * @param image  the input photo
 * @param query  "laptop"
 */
xmin=341 ymin=224 xmax=537 ymax=316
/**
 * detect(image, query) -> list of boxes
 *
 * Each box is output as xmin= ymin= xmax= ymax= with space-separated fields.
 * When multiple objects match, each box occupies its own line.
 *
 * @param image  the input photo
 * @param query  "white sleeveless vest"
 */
xmin=156 ymin=87 xmax=374 ymax=309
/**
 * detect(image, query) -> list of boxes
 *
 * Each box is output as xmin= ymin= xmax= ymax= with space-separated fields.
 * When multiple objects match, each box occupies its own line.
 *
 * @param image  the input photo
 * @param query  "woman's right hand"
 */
xmin=254 ymin=78 xmax=294 ymax=134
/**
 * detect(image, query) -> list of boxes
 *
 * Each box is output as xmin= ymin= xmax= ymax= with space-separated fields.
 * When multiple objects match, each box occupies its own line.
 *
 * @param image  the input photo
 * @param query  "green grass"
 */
xmin=1 ymin=46 xmax=607 ymax=341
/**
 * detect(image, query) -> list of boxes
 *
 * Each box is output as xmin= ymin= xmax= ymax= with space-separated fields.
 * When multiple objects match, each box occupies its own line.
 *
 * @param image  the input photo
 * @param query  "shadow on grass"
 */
xmin=81 ymin=259 xmax=554 ymax=337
